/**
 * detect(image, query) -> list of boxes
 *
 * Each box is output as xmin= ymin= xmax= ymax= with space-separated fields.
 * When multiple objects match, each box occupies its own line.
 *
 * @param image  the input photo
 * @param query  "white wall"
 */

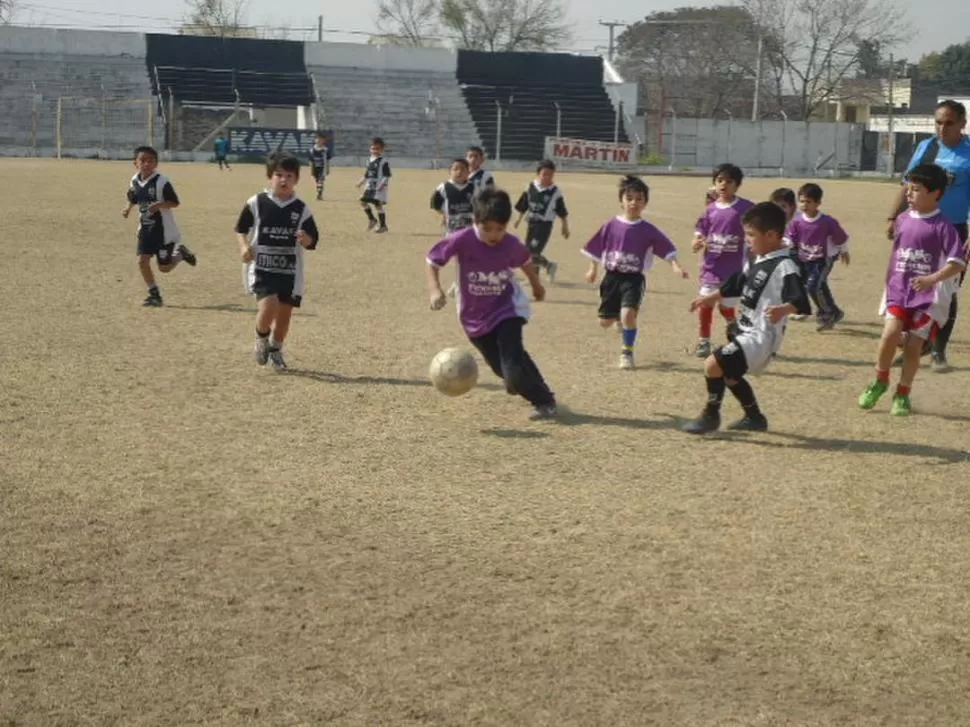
xmin=868 ymin=115 xmax=934 ymax=134
xmin=0 ymin=26 xmax=145 ymax=57
xmin=305 ymin=41 xmax=458 ymax=73
xmin=641 ymin=116 xmax=864 ymax=173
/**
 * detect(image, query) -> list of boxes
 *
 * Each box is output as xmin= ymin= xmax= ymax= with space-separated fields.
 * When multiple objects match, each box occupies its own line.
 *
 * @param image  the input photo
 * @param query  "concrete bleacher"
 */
xmin=0 ymin=27 xmax=158 ymax=155
xmin=306 ymin=43 xmax=480 ymax=160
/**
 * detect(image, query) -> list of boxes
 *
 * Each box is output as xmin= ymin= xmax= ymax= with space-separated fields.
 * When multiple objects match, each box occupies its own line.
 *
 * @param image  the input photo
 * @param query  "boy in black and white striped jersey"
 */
xmin=514 ymin=160 xmax=570 ymax=282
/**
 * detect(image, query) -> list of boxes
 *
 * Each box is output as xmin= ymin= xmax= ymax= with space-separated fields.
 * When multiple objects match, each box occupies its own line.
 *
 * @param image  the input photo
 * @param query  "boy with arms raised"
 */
xmin=683 ymin=202 xmax=810 ymax=434
xmin=427 ymin=188 xmax=557 ymax=420
xmin=236 ymin=153 xmax=320 ymax=370
xmin=582 ymin=175 xmax=689 ymax=370
xmin=859 ymin=164 xmax=966 ymax=415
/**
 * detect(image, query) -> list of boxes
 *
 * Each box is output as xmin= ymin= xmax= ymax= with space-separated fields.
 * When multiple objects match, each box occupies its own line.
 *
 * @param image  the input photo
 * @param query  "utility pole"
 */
xmin=317 ymin=15 xmax=323 ymax=42
xmin=887 ymin=52 xmax=895 ymax=175
xmin=751 ymin=29 xmax=763 ymax=121
xmin=598 ymin=20 xmax=625 ymax=62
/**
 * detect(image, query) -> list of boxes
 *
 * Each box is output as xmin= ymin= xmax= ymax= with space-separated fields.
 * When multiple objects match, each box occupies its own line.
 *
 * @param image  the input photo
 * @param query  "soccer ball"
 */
xmin=429 ymin=347 xmax=479 ymax=397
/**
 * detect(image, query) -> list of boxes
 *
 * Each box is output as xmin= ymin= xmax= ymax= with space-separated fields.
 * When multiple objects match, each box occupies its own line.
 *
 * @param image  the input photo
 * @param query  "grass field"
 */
xmin=2 ymin=158 xmax=970 ymax=726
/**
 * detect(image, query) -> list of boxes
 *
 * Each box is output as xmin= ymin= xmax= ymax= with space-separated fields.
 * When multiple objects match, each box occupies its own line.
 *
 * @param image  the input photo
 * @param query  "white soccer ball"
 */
xmin=429 ymin=347 xmax=479 ymax=397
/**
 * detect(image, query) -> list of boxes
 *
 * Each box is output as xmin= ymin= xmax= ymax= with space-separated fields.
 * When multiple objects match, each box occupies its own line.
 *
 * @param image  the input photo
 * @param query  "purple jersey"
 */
xmin=427 ymin=227 xmax=532 ymax=338
xmin=884 ymin=210 xmax=966 ymax=311
xmin=785 ymin=212 xmax=849 ymax=261
xmin=695 ymin=198 xmax=754 ymax=286
xmin=581 ymin=217 xmax=678 ymax=274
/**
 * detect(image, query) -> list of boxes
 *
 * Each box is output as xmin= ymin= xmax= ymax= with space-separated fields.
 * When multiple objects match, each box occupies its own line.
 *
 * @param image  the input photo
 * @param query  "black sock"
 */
xmin=726 ymin=377 xmax=761 ymax=417
xmin=148 ymin=284 xmax=159 ymax=295
xmin=704 ymin=376 xmax=725 ymax=416
xmin=364 ymin=207 xmax=376 ymax=222
xmin=378 ymin=212 xmax=386 ymax=227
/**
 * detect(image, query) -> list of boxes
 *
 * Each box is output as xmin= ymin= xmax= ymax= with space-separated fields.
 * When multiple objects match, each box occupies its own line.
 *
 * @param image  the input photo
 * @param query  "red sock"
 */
xmin=876 ymin=369 xmax=890 ymax=384
xmin=896 ymin=384 xmax=911 ymax=396
xmin=699 ymin=305 xmax=714 ymax=338
xmin=719 ymin=306 xmax=736 ymax=322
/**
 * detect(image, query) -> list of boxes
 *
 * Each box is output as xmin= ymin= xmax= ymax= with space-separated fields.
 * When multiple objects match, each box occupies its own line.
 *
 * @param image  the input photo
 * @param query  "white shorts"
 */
xmin=699 ymin=284 xmax=740 ymax=310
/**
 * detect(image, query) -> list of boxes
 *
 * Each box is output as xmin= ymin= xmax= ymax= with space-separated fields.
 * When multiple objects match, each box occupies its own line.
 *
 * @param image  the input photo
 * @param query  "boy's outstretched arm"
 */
xmin=427 ymin=264 xmax=446 ymax=309
xmin=912 ymin=260 xmax=966 ymax=291
xmin=520 ymin=261 xmax=546 ymax=301
xmin=667 ymin=255 xmax=689 ymax=279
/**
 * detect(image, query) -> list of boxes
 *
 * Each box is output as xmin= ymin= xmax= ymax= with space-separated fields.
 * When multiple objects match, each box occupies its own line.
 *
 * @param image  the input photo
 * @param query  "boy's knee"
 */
xmin=599 ymin=318 xmax=616 ymax=328
xmin=704 ymin=355 xmax=723 ymax=378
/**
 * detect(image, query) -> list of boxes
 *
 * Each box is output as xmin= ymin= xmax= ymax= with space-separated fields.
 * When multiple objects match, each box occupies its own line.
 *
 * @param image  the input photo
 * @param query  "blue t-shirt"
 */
xmin=904 ymin=136 xmax=970 ymax=226
xmin=214 ymin=138 xmax=229 ymax=156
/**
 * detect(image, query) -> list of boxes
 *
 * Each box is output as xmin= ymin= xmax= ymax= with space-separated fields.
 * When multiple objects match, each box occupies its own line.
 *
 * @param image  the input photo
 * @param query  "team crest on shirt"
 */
xmin=290 ymin=211 xmax=300 ymax=224
xmin=466 ymin=270 xmax=511 ymax=296
xmin=752 ymin=270 xmax=768 ymax=286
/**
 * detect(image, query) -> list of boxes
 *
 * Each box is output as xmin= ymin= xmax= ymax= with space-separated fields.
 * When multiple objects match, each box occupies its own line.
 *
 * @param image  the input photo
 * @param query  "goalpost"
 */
xmin=56 ymin=95 xmax=156 ymax=159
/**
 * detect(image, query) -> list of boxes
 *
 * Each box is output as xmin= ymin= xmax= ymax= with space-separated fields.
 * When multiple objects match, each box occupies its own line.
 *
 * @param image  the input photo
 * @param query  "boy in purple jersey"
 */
xmin=785 ymin=183 xmax=850 ymax=331
xmin=426 ymin=188 xmax=557 ymax=420
xmin=692 ymin=164 xmax=754 ymax=357
xmin=859 ymin=164 xmax=966 ymax=416
xmin=770 ymin=188 xmax=796 ymax=222
xmin=582 ymin=175 xmax=689 ymax=369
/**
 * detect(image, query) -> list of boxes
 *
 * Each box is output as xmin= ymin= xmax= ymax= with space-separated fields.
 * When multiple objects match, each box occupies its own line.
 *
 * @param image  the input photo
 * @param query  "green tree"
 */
xmin=438 ymin=0 xmax=571 ymax=52
xmin=938 ymin=41 xmax=970 ymax=88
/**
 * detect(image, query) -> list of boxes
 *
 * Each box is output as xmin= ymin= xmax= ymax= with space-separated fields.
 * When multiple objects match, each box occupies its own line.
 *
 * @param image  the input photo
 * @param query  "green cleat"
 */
xmin=890 ymin=394 xmax=912 ymax=417
xmin=858 ymin=380 xmax=888 ymax=410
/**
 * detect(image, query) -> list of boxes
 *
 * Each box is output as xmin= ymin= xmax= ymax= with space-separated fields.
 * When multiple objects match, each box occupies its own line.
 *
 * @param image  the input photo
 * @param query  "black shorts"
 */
xmin=525 ymin=221 xmax=553 ymax=256
xmin=136 ymin=231 xmax=176 ymax=263
xmin=598 ymin=271 xmax=645 ymax=319
xmin=252 ymin=274 xmax=302 ymax=308
xmin=311 ymin=165 xmax=326 ymax=181
xmin=360 ymin=195 xmax=384 ymax=206
xmin=713 ymin=341 xmax=749 ymax=380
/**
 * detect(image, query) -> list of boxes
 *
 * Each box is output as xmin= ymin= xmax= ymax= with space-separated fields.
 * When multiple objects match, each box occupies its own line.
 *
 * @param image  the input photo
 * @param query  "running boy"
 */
xmin=784 ymin=183 xmax=850 ymax=331
xmin=683 ymin=202 xmax=810 ymax=434
xmin=214 ymin=133 xmax=230 ymax=171
xmin=466 ymin=145 xmax=495 ymax=192
xmin=427 ymin=188 xmax=557 ymax=420
xmin=514 ymin=160 xmax=570 ymax=282
xmin=309 ymin=132 xmax=330 ymax=201
xmin=236 ymin=153 xmax=320 ymax=371
xmin=582 ymin=175 xmax=689 ymax=370
xmin=692 ymin=163 xmax=754 ymax=356
xmin=431 ymin=158 xmax=476 ymax=232
xmin=357 ymin=137 xmax=391 ymax=233
xmin=858 ymin=164 xmax=965 ymax=416
xmin=122 ymin=145 xmax=197 ymax=307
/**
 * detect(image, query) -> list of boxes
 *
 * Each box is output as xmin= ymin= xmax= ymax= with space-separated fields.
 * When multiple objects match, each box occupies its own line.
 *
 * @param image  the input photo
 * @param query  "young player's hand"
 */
xmin=692 ymin=235 xmax=706 ymax=253
xmin=911 ymin=275 xmax=936 ymax=292
xmin=240 ymin=247 xmax=254 ymax=263
xmin=584 ymin=268 xmax=597 ymax=284
xmin=765 ymin=305 xmax=791 ymax=323
xmin=839 ymin=251 xmax=851 ymax=265
xmin=429 ymin=291 xmax=447 ymax=310
xmin=532 ymin=283 xmax=546 ymax=302
xmin=561 ymin=222 xmax=570 ymax=240
xmin=296 ymin=229 xmax=313 ymax=248
xmin=673 ymin=263 xmax=690 ymax=279
xmin=147 ymin=203 xmax=161 ymax=215
xmin=886 ymin=218 xmax=896 ymax=241
xmin=121 ymin=207 xmax=131 ymax=218
xmin=688 ymin=296 xmax=709 ymax=313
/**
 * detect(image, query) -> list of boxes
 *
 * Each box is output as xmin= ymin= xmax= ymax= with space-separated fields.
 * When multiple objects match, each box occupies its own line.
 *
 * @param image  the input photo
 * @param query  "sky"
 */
xmin=10 ymin=0 xmax=968 ymax=62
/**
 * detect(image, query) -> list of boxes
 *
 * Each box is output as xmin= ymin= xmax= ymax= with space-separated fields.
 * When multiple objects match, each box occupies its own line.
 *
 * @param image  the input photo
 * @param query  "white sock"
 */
xmin=269 ymin=338 xmax=283 ymax=351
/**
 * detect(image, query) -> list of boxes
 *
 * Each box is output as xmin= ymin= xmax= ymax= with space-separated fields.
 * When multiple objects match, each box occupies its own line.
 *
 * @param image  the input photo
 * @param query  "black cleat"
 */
xmin=142 ymin=291 xmax=163 ymax=307
xmin=683 ymin=411 xmax=721 ymax=434
xmin=529 ymin=403 xmax=558 ymax=420
xmin=178 ymin=244 xmax=197 ymax=267
xmin=374 ymin=225 xmax=389 ymax=234
xmin=367 ymin=218 xmax=377 ymax=231
xmin=727 ymin=413 xmax=768 ymax=432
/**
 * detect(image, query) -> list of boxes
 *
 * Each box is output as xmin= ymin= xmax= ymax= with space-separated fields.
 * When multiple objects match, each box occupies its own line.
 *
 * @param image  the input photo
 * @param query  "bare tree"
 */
xmin=375 ymin=0 xmax=439 ymax=47
xmin=616 ymin=7 xmax=761 ymax=118
xmin=0 ymin=0 xmax=16 ymax=23
xmin=742 ymin=0 xmax=909 ymax=119
xmin=439 ymin=0 xmax=571 ymax=52
xmin=183 ymin=0 xmax=249 ymax=36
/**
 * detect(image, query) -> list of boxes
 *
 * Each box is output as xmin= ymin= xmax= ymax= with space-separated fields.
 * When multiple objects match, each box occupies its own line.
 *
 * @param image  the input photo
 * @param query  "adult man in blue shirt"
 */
xmin=888 ymin=99 xmax=970 ymax=372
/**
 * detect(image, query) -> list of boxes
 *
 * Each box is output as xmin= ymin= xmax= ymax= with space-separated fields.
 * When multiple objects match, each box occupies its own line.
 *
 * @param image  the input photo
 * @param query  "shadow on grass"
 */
xmin=776 ymin=354 xmax=872 ymax=368
xmin=481 ymin=428 xmax=550 ymax=439
xmin=167 ymin=302 xmax=318 ymax=318
xmin=284 ymin=368 xmax=505 ymax=392
xmin=641 ymin=360 xmax=845 ymax=383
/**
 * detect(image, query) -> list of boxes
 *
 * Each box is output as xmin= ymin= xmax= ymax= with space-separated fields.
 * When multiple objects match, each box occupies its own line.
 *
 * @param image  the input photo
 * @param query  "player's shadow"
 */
xmin=167 ymin=303 xmax=319 ymax=317
xmin=642 ymin=360 xmax=844 ymax=383
xmin=775 ymin=354 xmax=872 ymax=368
xmin=481 ymin=428 xmax=550 ymax=439
xmin=714 ymin=429 xmax=969 ymax=465
xmin=284 ymin=368 xmax=505 ymax=392
xmin=830 ymin=327 xmax=883 ymax=341
xmin=553 ymin=409 xmax=690 ymax=431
